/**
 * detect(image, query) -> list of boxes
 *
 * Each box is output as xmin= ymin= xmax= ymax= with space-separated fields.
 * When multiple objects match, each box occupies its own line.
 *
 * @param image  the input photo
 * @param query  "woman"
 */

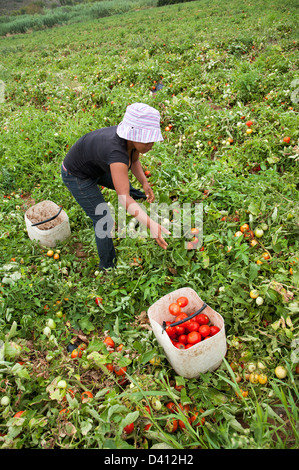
xmin=61 ymin=102 xmax=170 ymax=270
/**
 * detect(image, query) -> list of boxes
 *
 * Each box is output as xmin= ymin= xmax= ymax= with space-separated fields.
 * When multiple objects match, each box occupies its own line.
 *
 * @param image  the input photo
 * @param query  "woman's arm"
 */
xmin=130 ymin=158 xmax=155 ymax=203
xmin=110 ymin=162 xmax=169 ymax=249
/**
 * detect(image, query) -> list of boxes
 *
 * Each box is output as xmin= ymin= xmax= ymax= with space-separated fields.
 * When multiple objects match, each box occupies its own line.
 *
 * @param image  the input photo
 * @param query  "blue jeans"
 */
xmin=61 ymin=165 xmax=146 ymax=270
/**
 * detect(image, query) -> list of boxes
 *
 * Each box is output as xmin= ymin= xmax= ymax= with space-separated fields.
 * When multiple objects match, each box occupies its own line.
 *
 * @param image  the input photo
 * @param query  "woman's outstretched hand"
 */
xmin=149 ymin=221 xmax=170 ymax=250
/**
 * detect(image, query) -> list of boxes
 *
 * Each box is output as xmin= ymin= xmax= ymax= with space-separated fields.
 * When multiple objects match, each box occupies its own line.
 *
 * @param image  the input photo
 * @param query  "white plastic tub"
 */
xmin=25 ymin=200 xmax=71 ymax=248
xmin=147 ymin=287 xmax=227 ymax=378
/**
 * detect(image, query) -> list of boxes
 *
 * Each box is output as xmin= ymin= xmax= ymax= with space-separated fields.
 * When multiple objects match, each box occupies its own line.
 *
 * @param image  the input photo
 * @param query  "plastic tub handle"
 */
xmin=162 ymin=303 xmax=207 ymax=333
xmin=31 ymin=206 xmax=63 ymax=227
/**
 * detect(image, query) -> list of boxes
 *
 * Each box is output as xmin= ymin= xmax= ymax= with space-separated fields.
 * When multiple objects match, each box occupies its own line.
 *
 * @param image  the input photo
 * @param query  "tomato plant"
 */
xmin=0 ymin=0 xmax=297 ymax=451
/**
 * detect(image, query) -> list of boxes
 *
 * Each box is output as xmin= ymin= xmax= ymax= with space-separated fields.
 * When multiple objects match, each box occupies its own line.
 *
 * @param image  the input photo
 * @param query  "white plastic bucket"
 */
xmin=147 ymin=287 xmax=227 ymax=379
xmin=25 ymin=200 xmax=71 ymax=248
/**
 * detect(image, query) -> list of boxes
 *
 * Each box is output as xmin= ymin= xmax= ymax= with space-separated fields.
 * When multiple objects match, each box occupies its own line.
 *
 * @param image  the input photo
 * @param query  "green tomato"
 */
xmin=1 ymin=396 xmax=10 ymax=406
xmin=257 ymin=361 xmax=266 ymax=370
xmin=56 ymin=310 xmax=63 ymax=318
xmin=256 ymin=296 xmax=264 ymax=306
xmin=240 ymin=350 xmax=253 ymax=361
xmin=247 ymin=362 xmax=256 ymax=373
xmin=275 ymin=365 xmax=287 ymax=379
xmin=151 ymin=398 xmax=162 ymax=411
xmin=43 ymin=326 xmax=51 ymax=337
xmin=47 ymin=319 xmax=56 ymax=329
xmin=255 ymin=228 xmax=264 ymax=238
xmin=57 ymin=380 xmax=67 ymax=389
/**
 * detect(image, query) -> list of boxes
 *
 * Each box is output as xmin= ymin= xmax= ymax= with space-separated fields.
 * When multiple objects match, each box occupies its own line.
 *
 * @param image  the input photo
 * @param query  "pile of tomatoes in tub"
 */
xmin=164 ymin=296 xmax=220 ymax=349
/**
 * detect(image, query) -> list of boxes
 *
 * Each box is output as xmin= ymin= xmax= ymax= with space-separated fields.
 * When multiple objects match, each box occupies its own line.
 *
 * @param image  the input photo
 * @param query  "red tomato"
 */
xmin=174 ymin=342 xmax=185 ymax=349
xmin=240 ymin=223 xmax=249 ymax=232
xmin=169 ymin=303 xmax=181 ymax=316
xmin=178 ymin=419 xmax=186 ymax=429
xmin=246 ymin=120 xmax=253 ymax=127
xmin=185 ymin=321 xmax=199 ymax=332
xmin=210 ymin=325 xmax=220 ymax=336
xmin=114 ymin=366 xmax=127 ymax=376
xmin=187 ymin=331 xmax=201 ymax=344
xmin=166 ymin=325 xmax=176 ymax=338
xmin=190 ymin=409 xmax=205 ymax=427
xmin=175 ymin=324 xmax=185 ymax=335
xmin=104 ymin=336 xmax=115 ymax=349
xmin=198 ymin=325 xmax=211 ymax=338
xmin=195 ymin=313 xmax=209 ymax=325
xmin=14 ymin=411 xmax=25 ymax=418
xmin=175 ymin=312 xmax=188 ymax=322
xmin=185 ymin=343 xmax=194 ymax=349
xmin=178 ymin=334 xmax=188 ymax=344
xmin=243 ymin=230 xmax=254 ymax=238
xmin=178 ymin=403 xmax=190 ymax=413
xmin=176 ymin=296 xmax=188 ymax=308
xmin=203 ymin=335 xmax=212 ymax=340
xmin=166 ymin=401 xmax=176 ymax=411
xmin=71 ymin=348 xmax=82 ymax=359
xmin=81 ymin=391 xmax=93 ymax=401
xmin=62 ymin=389 xmax=76 ymax=403
xmin=174 ymin=384 xmax=185 ymax=391
xmin=166 ymin=418 xmax=178 ymax=432
xmin=123 ymin=423 xmax=134 ymax=434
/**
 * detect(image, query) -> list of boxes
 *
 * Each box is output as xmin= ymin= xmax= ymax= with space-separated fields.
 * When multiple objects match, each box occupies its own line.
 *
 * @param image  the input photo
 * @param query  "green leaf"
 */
xmin=247 ymin=202 xmax=260 ymax=215
xmin=6 ymin=321 xmax=18 ymax=341
xmin=202 ymin=252 xmax=210 ymax=268
xmin=87 ymin=338 xmax=105 ymax=352
xmin=172 ymin=248 xmax=188 ymax=267
xmin=119 ymin=410 xmax=139 ymax=431
xmin=80 ymin=420 xmax=93 ymax=436
xmin=249 ymin=263 xmax=259 ymax=283
xmin=86 ymin=351 xmax=107 ymax=367
xmin=11 ymin=363 xmax=30 ymax=379
xmin=113 ymin=316 xmax=120 ymax=336
xmin=272 ymin=206 xmax=278 ymax=221
xmin=108 ymin=404 xmax=129 ymax=421
xmin=207 ymin=389 xmax=228 ymax=405
xmin=138 ymin=349 xmax=158 ymax=364
xmin=79 ymin=318 xmax=95 ymax=334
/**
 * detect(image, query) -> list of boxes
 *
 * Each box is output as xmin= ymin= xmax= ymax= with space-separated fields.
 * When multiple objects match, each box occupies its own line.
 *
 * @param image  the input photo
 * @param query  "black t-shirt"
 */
xmin=63 ymin=126 xmax=130 ymax=179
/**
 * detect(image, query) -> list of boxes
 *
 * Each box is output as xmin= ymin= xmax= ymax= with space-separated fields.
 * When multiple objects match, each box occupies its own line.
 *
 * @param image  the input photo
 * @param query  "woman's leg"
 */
xmin=61 ymin=166 xmax=116 ymax=269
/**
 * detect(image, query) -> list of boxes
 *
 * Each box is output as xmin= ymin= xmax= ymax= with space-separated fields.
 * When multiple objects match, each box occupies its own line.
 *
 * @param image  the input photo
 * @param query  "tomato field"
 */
xmin=0 ymin=0 xmax=298 ymax=450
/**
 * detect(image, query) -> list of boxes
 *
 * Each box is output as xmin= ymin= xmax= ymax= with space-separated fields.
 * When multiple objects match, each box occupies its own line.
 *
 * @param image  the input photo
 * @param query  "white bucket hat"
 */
xmin=116 ymin=103 xmax=163 ymax=143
